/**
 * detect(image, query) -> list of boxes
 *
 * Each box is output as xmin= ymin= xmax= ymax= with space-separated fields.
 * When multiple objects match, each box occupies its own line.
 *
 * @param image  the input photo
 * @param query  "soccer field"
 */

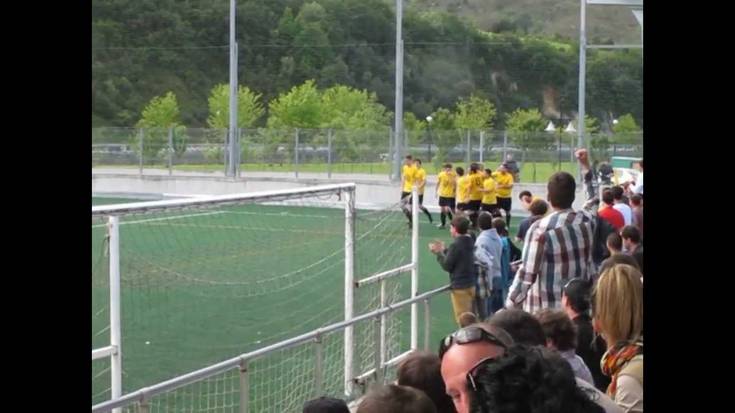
xmin=92 ymin=196 xmax=520 ymax=410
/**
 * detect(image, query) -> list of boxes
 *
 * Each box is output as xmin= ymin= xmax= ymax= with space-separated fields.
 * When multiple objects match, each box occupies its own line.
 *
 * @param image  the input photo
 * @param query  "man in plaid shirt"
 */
xmin=505 ymin=168 xmax=598 ymax=313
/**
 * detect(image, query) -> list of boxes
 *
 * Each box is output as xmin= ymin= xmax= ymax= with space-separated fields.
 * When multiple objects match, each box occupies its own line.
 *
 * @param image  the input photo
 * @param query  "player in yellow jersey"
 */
xmin=480 ymin=168 xmax=500 ymax=217
xmin=400 ymin=155 xmax=418 ymax=228
xmin=400 ymin=155 xmax=417 ymax=201
xmin=493 ymin=162 xmax=515 ymax=226
xmin=467 ymin=163 xmax=485 ymax=227
xmin=455 ymin=166 xmax=471 ymax=213
xmin=413 ymin=159 xmax=434 ymax=224
xmin=435 ymin=163 xmax=456 ymax=228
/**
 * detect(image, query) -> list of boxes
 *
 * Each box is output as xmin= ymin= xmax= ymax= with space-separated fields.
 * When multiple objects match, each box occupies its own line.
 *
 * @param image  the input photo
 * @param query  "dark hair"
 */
xmin=528 ymin=199 xmax=548 ymax=217
xmin=491 ymin=217 xmax=507 ymax=236
xmin=303 ymin=396 xmax=350 ymax=413
xmin=357 ymin=384 xmax=437 ymax=413
xmin=397 ymin=352 xmax=457 ymax=413
xmin=443 ymin=163 xmax=452 ymax=169
xmin=518 ymin=190 xmax=532 ymax=200
xmin=470 ymin=163 xmax=480 ymax=173
xmin=547 ymin=172 xmax=576 ymax=209
xmin=610 ymin=186 xmax=624 ymax=201
xmin=606 ymin=232 xmax=622 ymax=251
xmin=620 ymin=225 xmax=641 ymax=243
xmin=630 ymin=194 xmax=642 ymax=206
xmin=487 ymin=309 xmax=545 ymax=346
xmin=478 ymin=212 xmax=494 ymax=231
xmin=405 ymin=155 xmax=413 ymax=160
xmin=598 ymin=254 xmax=641 ymax=273
xmin=535 ymin=310 xmax=578 ymax=351
xmin=485 ymin=169 xmax=493 ymax=176
xmin=451 ymin=216 xmax=471 ymax=234
xmin=601 ymin=189 xmax=614 ymax=206
xmin=415 ymin=159 xmax=423 ymax=165
xmin=562 ymin=278 xmax=592 ymax=314
xmin=468 ymin=345 xmax=604 ymax=413
xmin=456 ymin=167 xmax=465 ymax=177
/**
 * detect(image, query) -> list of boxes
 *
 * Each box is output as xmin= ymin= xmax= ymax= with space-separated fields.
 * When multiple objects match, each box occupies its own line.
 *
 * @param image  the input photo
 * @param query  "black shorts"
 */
xmin=438 ymin=196 xmax=456 ymax=209
xmin=468 ymin=200 xmax=482 ymax=211
xmin=456 ymin=202 xmax=469 ymax=211
xmin=401 ymin=191 xmax=411 ymax=201
xmin=418 ymin=194 xmax=424 ymax=205
xmin=481 ymin=203 xmax=500 ymax=215
xmin=497 ymin=197 xmax=512 ymax=211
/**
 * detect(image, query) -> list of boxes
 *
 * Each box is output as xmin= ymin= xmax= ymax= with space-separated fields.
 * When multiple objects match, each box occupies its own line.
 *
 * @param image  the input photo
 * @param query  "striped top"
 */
xmin=505 ymin=207 xmax=597 ymax=313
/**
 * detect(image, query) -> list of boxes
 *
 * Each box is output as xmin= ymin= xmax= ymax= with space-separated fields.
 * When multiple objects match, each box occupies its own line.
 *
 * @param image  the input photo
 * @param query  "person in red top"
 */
xmin=598 ymin=189 xmax=625 ymax=230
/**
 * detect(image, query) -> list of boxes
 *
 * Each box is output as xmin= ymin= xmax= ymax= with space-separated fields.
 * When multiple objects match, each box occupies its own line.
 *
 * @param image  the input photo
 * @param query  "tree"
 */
xmin=267 ymin=80 xmax=324 ymax=129
xmin=206 ymin=84 xmax=265 ymax=129
xmin=429 ymin=108 xmax=461 ymax=165
xmin=320 ymin=85 xmax=390 ymax=161
xmin=135 ymin=92 xmax=186 ymax=161
xmin=454 ymin=95 xmax=497 ymax=130
xmin=506 ymin=108 xmax=548 ymax=182
xmin=612 ymin=113 xmax=641 ymax=144
xmin=320 ymin=85 xmax=389 ymax=129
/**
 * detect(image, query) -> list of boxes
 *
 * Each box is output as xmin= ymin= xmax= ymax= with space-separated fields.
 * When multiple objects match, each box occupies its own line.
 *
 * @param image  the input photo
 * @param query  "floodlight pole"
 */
xmin=227 ymin=0 xmax=238 ymax=178
xmin=392 ymin=0 xmax=404 ymax=182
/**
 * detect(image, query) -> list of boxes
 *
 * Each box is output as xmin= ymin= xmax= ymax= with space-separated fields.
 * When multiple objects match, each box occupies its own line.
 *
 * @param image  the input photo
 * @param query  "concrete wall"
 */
xmin=93 ymin=170 xmax=588 ymax=213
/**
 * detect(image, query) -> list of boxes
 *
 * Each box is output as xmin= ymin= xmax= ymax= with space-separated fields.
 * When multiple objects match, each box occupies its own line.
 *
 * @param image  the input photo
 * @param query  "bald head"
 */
xmin=439 ymin=324 xmax=512 ymax=413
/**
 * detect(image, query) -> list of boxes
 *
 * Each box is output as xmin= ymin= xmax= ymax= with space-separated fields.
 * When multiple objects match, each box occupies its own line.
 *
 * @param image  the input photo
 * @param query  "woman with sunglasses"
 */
xmin=466 ymin=345 xmax=605 ymax=413
xmin=593 ymin=264 xmax=644 ymax=413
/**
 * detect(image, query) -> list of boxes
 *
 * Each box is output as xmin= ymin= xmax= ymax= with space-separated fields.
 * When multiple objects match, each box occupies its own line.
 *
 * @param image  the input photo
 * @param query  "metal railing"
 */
xmin=92 ymin=127 xmax=643 ymax=182
xmin=91 ymin=284 xmax=451 ymax=413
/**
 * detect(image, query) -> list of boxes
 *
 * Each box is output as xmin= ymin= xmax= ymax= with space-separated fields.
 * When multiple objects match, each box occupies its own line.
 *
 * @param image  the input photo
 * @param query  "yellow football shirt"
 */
xmin=457 ymin=175 xmax=471 ymax=203
xmin=481 ymin=177 xmax=497 ymax=205
xmin=469 ymin=172 xmax=485 ymax=201
xmin=415 ymin=168 xmax=427 ymax=195
xmin=494 ymin=171 xmax=514 ymax=198
xmin=402 ymin=164 xmax=417 ymax=192
xmin=437 ymin=171 xmax=456 ymax=198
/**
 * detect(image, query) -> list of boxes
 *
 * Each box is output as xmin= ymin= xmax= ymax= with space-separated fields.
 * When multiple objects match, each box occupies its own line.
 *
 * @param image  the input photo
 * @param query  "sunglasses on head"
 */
xmin=438 ymin=326 xmax=507 ymax=359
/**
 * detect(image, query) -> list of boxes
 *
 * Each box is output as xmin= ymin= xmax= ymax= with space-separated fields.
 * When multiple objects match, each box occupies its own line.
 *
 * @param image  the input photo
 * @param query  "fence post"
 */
xmin=343 ymin=189 xmax=355 ymax=397
xmin=502 ymin=130 xmax=508 ymax=160
xmin=239 ymin=359 xmax=249 ymax=413
xmin=479 ymin=130 xmax=485 ymax=163
xmin=379 ymin=279 xmax=387 ymax=367
xmin=224 ymin=129 xmax=228 ymax=177
xmin=138 ymin=129 xmax=144 ymax=176
xmin=373 ymin=315 xmax=383 ymax=384
xmin=138 ymin=400 xmax=149 ymax=413
xmin=466 ymin=130 xmax=471 ymax=164
xmin=327 ymin=129 xmax=333 ymax=179
xmin=294 ymin=129 xmax=300 ymax=179
xmin=314 ymin=333 xmax=324 ymax=397
xmin=388 ymin=128 xmax=394 ymax=180
xmin=237 ymin=128 xmax=242 ymax=178
xmin=168 ymin=127 xmax=173 ymax=176
xmin=410 ymin=186 xmax=419 ymax=350
xmin=108 ymin=216 xmax=122 ymax=413
xmin=423 ymin=298 xmax=431 ymax=351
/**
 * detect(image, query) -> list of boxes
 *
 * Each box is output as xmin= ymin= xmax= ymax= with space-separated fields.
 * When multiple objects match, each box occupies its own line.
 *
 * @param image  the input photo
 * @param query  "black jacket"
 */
xmin=573 ymin=313 xmax=611 ymax=391
xmin=436 ymin=234 xmax=477 ymax=289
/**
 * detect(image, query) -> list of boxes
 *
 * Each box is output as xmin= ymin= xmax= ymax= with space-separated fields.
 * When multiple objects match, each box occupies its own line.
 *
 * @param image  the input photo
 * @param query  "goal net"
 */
xmin=91 ymin=184 xmax=414 ymax=411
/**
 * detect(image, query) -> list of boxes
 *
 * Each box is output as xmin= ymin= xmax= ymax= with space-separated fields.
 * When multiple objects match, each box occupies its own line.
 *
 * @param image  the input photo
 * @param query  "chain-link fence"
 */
xmin=92 ymin=127 xmax=642 ymax=183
